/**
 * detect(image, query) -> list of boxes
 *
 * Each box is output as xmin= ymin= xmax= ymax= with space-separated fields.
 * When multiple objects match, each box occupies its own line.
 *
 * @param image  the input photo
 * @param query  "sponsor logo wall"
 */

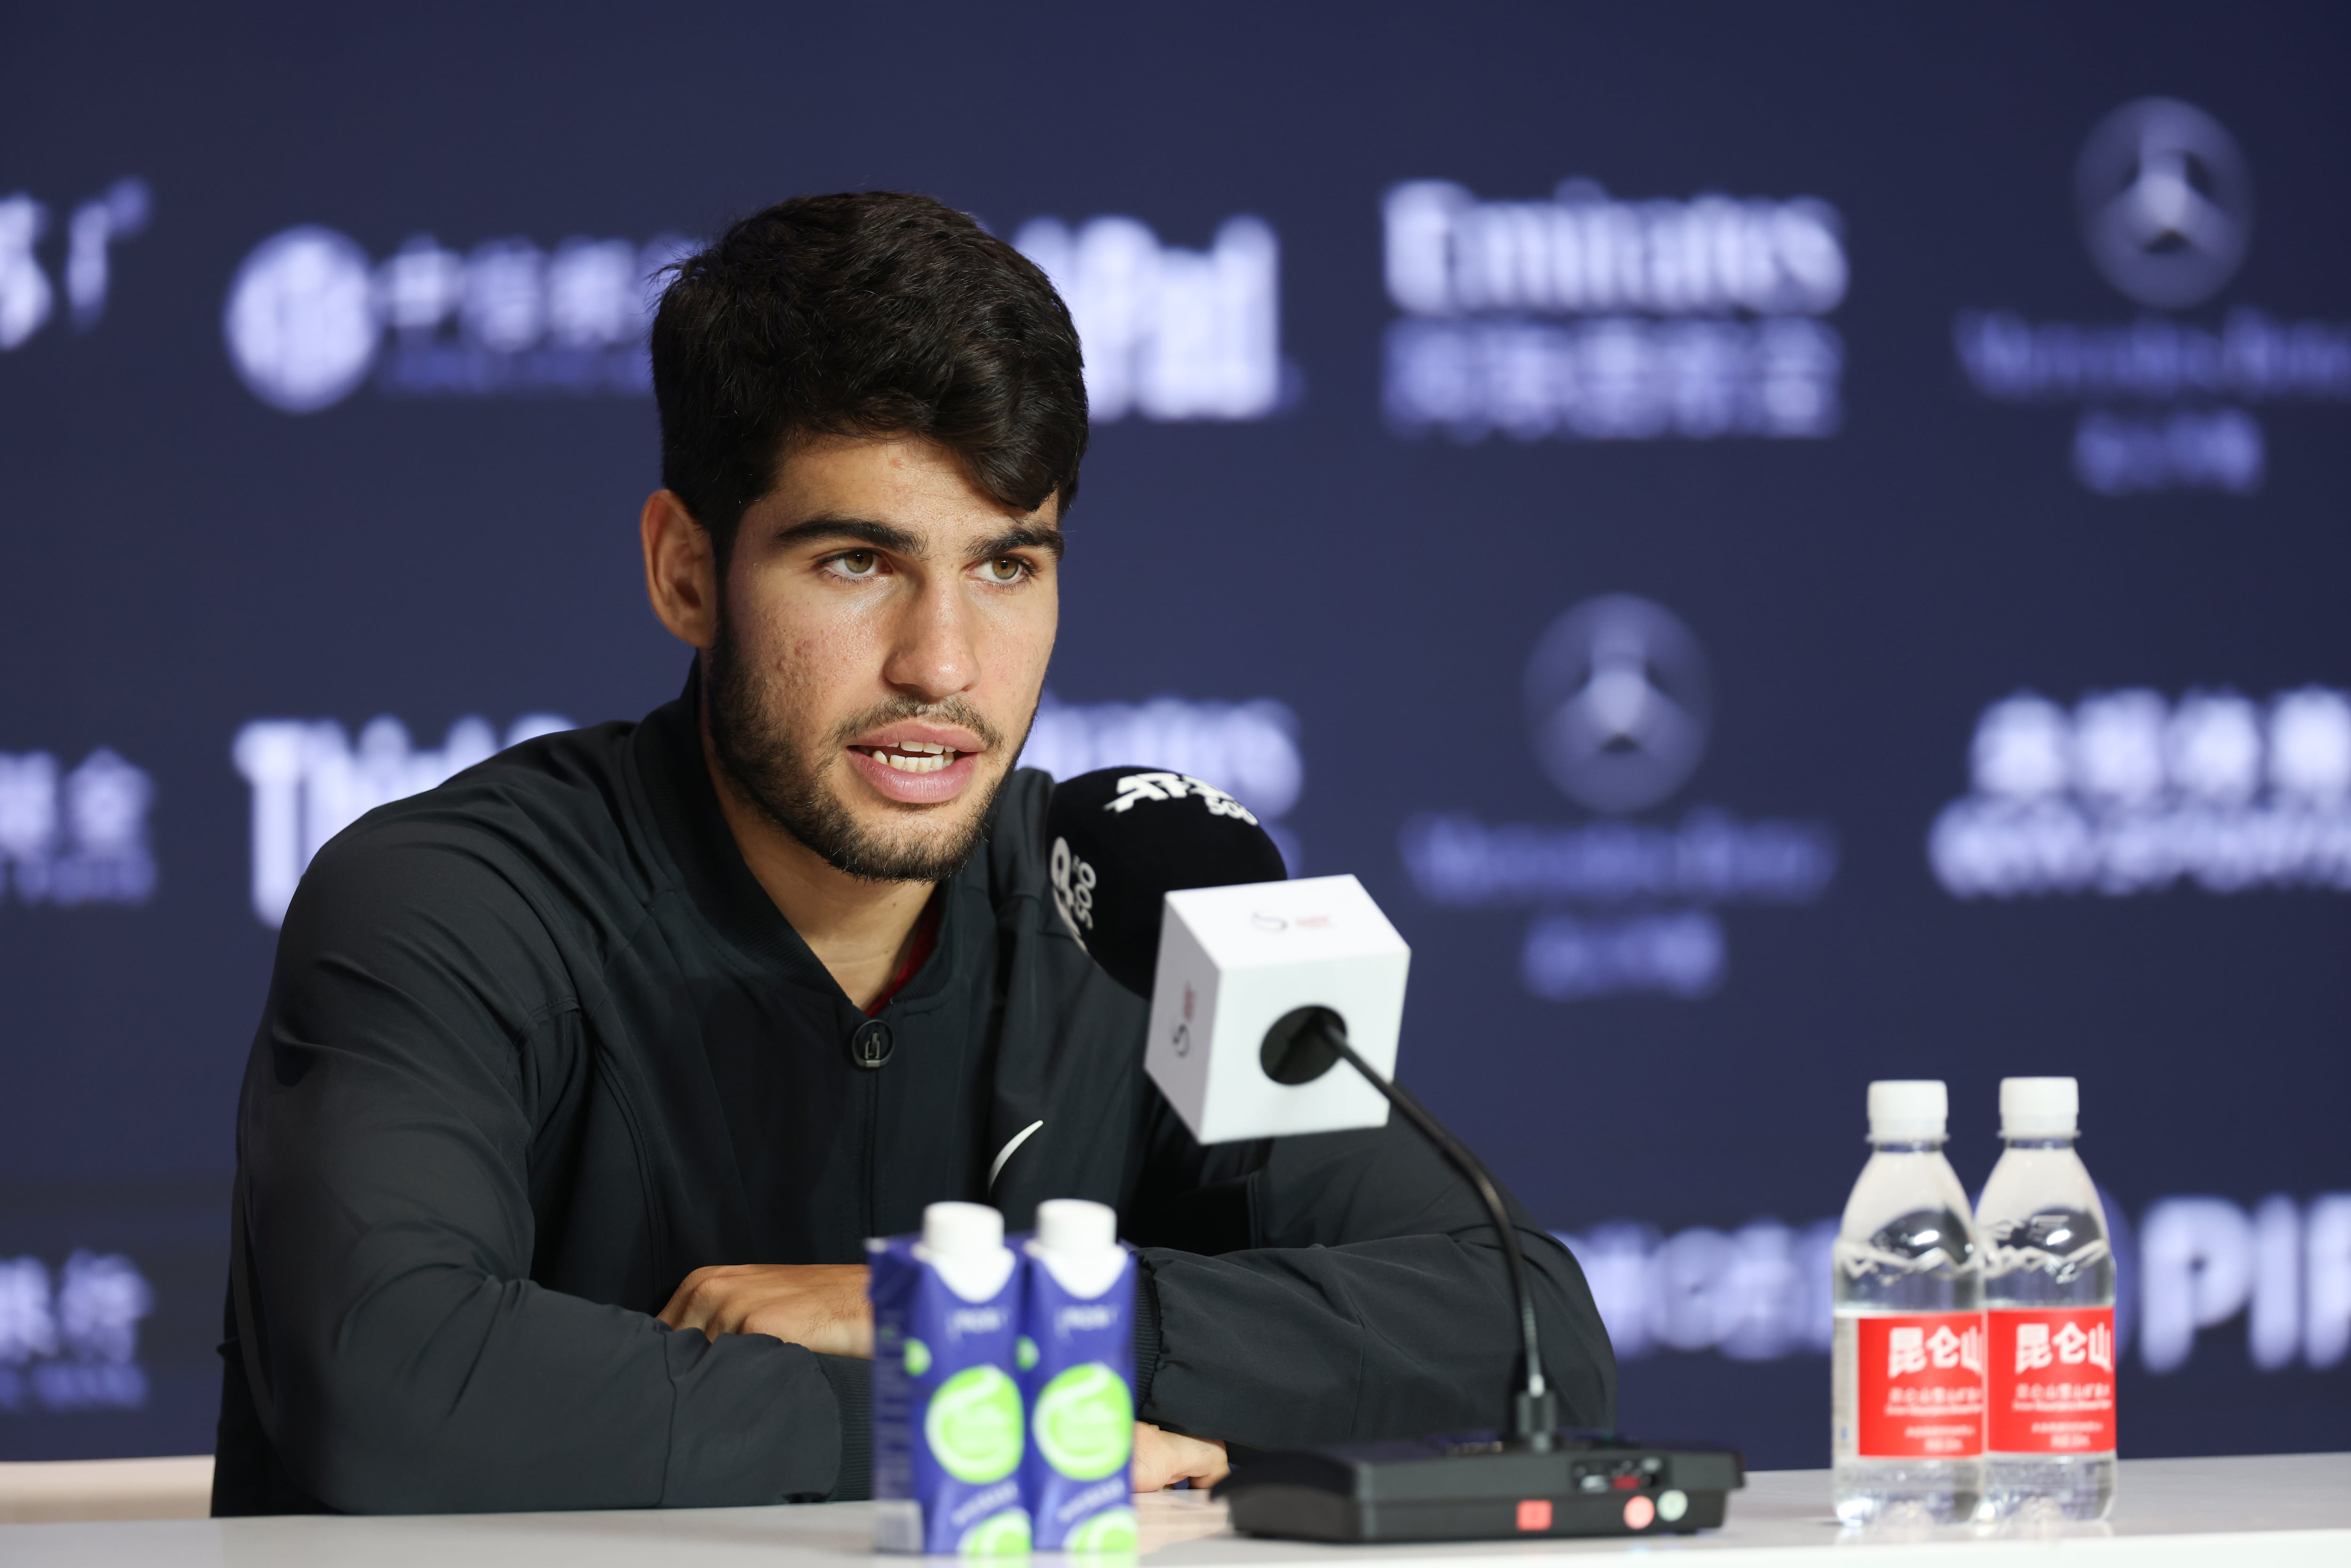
xmin=0 ymin=178 xmax=148 ymax=348
xmin=225 ymin=227 xmax=694 ymax=411
xmin=2 ymin=10 xmax=2344 ymax=1468
xmin=232 ymin=714 xmax=570 ymax=925
xmin=1014 ymin=216 xmax=1291 ymax=422
xmin=1399 ymin=595 xmax=1838 ymax=1001
xmin=1955 ymin=99 xmax=2351 ymax=496
xmin=1382 ymin=180 xmax=1846 ymax=440
xmin=1564 ymin=1192 xmax=2351 ymax=1378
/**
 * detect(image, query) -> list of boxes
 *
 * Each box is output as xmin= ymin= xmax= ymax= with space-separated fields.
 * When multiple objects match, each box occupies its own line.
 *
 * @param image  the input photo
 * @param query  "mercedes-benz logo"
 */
xmin=1524 ymin=594 xmax=1711 ymax=814
xmin=2076 ymin=97 xmax=2252 ymax=310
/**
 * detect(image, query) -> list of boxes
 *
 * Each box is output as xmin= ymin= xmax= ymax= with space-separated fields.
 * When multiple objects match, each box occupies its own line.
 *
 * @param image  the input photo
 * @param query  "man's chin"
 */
xmin=810 ymin=762 xmax=1003 ymax=883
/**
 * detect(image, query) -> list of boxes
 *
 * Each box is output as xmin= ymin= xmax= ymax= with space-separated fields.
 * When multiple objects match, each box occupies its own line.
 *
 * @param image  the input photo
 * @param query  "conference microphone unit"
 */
xmin=1045 ymin=769 xmax=1744 ymax=1543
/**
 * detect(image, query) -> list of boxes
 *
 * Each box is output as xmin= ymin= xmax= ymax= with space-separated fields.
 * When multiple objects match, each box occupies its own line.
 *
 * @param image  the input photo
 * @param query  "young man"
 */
xmin=213 ymin=192 xmax=1614 ymax=1515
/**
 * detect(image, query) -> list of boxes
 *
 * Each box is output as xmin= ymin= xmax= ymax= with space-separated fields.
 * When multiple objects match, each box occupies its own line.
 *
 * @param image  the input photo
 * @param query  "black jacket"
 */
xmin=213 ymin=684 xmax=1613 ymax=1514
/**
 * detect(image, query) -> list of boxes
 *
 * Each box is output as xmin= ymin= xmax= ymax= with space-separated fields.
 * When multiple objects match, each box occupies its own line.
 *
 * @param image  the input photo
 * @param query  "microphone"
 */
xmin=1046 ymin=767 xmax=1744 ymax=1542
xmin=1046 ymin=768 xmax=1556 ymax=1442
xmin=1044 ymin=767 xmax=1287 ymax=997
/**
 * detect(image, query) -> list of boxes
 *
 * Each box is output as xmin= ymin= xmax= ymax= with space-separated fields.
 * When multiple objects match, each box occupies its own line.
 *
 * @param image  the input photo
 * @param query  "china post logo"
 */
xmin=224 ymin=224 xmax=692 ymax=413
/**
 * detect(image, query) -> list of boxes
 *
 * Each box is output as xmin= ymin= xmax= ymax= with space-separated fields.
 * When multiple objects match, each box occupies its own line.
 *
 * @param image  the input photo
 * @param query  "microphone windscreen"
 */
xmin=1045 ymin=767 xmax=1288 ymax=996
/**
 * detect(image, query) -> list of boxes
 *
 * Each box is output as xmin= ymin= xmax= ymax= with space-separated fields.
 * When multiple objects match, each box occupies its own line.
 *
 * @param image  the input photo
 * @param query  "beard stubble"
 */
xmin=703 ymin=615 xmax=1026 ymax=884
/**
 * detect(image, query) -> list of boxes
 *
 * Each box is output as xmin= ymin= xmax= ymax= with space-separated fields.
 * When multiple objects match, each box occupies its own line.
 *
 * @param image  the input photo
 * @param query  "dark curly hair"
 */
xmin=650 ymin=191 xmax=1088 ymax=559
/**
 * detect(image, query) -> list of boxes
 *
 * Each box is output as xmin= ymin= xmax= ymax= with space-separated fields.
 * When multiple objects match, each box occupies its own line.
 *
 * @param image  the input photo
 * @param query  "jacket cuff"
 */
xmin=817 ymin=1354 xmax=873 ymax=1501
xmin=1131 ymin=1260 xmax=1163 ymax=1410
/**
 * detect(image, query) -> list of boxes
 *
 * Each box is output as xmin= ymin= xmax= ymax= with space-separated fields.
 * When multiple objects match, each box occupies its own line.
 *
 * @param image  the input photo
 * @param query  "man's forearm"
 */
xmin=1132 ymin=1228 xmax=1613 ymax=1451
xmin=256 ymin=1244 xmax=863 ymax=1508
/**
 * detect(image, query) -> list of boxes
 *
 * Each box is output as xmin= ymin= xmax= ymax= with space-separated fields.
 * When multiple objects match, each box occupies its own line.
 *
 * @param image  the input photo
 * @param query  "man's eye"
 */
xmin=982 ymin=557 xmax=1027 ymax=583
xmin=829 ymin=551 xmax=881 ymax=578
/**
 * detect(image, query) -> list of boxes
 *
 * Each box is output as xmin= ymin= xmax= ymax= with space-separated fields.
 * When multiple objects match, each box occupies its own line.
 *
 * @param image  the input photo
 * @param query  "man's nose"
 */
xmin=882 ymin=573 xmax=981 ymax=701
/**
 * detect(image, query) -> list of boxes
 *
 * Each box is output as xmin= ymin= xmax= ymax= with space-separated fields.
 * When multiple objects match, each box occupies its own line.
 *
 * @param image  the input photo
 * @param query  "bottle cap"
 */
xmin=922 ymin=1201 xmax=1004 ymax=1257
xmin=1867 ymin=1079 xmax=1948 ymax=1141
xmin=1035 ymin=1198 xmax=1119 ymax=1255
xmin=2000 ymin=1076 xmax=2079 ymax=1138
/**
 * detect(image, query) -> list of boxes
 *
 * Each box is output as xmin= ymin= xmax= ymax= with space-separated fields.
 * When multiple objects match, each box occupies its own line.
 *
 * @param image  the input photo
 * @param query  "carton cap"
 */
xmin=922 ymin=1200 xmax=1004 ymax=1257
xmin=1036 ymin=1198 xmax=1119 ymax=1256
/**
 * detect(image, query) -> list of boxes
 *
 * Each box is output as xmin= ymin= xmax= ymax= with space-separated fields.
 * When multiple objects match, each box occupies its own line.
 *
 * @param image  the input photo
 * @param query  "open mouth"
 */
xmin=851 ymin=741 xmax=962 ymax=775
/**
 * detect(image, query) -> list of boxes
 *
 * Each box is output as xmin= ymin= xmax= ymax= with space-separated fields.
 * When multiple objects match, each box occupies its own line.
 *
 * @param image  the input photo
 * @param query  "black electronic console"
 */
xmin=1046 ymin=768 xmax=1749 ymax=1544
xmin=1215 ymin=1431 xmax=1745 ymax=1544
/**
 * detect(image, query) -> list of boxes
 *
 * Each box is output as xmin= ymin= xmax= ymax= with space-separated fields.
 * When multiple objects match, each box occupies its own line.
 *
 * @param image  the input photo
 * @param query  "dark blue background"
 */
xmin=2 ymin=1 xmax=2345 ymax=1469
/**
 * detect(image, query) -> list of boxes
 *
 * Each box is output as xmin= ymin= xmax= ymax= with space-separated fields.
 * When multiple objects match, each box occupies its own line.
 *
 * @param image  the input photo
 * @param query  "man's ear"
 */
xmin=641 ymin=489 xmax=719 ymax=650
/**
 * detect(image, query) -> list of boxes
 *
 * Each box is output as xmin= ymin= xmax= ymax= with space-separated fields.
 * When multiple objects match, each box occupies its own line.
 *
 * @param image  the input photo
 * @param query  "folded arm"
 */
xmin=234 ymin=826 xmax=858 ymax=1513
xmin=1122 ymin=1085 xmax=1615 ymax=1453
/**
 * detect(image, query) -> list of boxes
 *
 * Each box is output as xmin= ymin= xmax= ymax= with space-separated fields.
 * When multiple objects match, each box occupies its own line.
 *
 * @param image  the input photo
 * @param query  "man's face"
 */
xmin=704 ymin=433 xmax=1062 ymax=882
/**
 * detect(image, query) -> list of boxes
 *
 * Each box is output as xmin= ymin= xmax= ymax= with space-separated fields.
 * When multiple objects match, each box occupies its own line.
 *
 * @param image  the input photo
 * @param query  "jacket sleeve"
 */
xmin=1121 ymin=1082 xmax=1615 ymax=1452
xmin=232 ymin=821 xmax=860 ymax=1513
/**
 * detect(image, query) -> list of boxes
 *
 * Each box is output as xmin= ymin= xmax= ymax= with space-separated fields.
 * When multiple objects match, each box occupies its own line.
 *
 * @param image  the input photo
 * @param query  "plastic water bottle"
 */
xmin=1978 ymin=1078 xmax=2117 ymax=1522
xmin=1832 ymin=1080 xmax=1984 ymax=1527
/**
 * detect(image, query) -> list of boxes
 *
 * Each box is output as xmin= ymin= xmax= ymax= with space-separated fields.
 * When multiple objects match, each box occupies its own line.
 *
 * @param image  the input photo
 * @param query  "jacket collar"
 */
xmin=629 ymin=662 xmax=988 ymax=1016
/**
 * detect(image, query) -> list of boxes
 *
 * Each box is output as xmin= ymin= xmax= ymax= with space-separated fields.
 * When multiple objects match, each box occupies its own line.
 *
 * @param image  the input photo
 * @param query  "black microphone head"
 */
xmin=1046 ymin=767 xmax=1288 ymax=997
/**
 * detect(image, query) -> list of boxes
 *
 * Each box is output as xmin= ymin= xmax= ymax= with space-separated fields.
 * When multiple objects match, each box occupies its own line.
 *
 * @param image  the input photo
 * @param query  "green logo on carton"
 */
xmin=958 ymin=1507 xmax=1033 ymax=1556
xmin=1067 ymin=1505 xmax=1140 ymax=1555
xmin=1016 ymin=1334 xmax=1039 ymax=1371
xmin=1031 ymin=1361 xmax=1134 ymax=1481
xmin=925 ymin=1364 xmax=1023 ymax=1483
xmin=903 ymin=1338 xmax=932 ymax=1378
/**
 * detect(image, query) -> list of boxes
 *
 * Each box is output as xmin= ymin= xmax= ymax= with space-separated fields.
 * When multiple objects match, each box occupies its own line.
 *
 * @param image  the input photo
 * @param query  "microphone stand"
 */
xmin=1309 ymin=1018 xmax=1560 ymax=1450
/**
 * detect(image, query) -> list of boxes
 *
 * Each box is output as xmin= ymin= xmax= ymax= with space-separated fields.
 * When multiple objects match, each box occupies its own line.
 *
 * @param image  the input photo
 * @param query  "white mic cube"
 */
xmin=1144 ymin=874 xmax=1412 ymax=1145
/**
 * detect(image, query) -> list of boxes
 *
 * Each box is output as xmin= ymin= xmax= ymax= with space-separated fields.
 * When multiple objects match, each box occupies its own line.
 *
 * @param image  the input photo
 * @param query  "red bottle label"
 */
xmin=1853 ymin=1312 xmax=1985 ymax=1457
xmin=1986 ymin=1307 xmax=2116 ymax=1454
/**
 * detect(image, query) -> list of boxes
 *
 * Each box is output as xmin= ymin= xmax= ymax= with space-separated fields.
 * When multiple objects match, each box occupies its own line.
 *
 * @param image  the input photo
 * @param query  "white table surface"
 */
xmin=1 ymin=1453 xmax=2343 ymax=1567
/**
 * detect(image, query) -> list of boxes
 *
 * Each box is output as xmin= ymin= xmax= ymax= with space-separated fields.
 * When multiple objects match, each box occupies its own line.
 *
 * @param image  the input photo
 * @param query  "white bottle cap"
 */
xmin=1867 ymin=1080 xmax=1948 ymax=1141
xmin=922 ymin=1201 xmax=1004 ymax=1257
xmin=1035 ymin=1198 xmax=1119 ymax=1256
xmin=2000 ymin=1077 xmax=2079 ymax=1138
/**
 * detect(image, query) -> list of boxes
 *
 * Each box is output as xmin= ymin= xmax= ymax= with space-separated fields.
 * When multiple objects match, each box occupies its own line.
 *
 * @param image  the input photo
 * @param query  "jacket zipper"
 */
xmin=860 ymin=1067 xmax=879 ymax=1242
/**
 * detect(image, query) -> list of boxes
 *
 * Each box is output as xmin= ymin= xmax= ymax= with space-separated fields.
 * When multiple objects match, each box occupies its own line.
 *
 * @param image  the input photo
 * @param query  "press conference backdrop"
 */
xmin=2 ymin=3 xmax=2346 ymax=1468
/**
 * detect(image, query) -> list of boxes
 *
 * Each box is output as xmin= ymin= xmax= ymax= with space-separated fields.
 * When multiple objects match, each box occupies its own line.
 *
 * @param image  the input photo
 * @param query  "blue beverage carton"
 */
xmin=1018 ymin=1199 xmax=1137 ymax=1553
xmin=869 ymin=1202 xmax=1031 ymax=1556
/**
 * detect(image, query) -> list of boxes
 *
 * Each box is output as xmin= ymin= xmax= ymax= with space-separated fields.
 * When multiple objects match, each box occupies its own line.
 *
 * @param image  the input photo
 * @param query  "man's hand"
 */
xmin=1132 ymin=1421 xmax=1228 ymax=1491
xmin=657 ymin=1263 xmax=873 ymax=1357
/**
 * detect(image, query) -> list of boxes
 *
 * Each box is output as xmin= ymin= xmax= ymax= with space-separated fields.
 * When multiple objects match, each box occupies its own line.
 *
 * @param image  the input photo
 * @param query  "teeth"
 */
xmin=900 ymin=741 xmax=948 ymax=754
xmin=881 ymin=750 xmax=954 ymax=773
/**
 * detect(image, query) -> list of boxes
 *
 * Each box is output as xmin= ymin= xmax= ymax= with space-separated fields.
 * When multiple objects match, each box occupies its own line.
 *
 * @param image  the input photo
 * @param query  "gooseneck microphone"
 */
xmin=1045 ymin=767 xmax=1559 ymax=1448
xmin=1046 ymin=767 xmax=1744 ymax=1542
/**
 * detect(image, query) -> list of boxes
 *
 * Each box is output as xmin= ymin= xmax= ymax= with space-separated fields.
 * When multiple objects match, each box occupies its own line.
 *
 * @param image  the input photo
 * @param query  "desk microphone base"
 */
xmin=1215 ymin=1431 xmax=1745 ymax=1543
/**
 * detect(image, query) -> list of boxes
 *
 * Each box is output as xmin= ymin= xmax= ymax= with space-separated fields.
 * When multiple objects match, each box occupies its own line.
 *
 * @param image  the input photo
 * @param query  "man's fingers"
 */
xmin=1131 ymin=1421 xmax=1229 ymax=1491
xmin=659 ymin=1265 xmax=761 ymax=1336
xmin=1177 ymin=1433 xmax=1231 ymax=1488
xmin=657 ymin=1266 xmax=720 ymax=1332
xmin=656 ymin=1263 xmax=874 ymax=1352
xmin=1131 ymin=1422 xmax=1172 ymax=1492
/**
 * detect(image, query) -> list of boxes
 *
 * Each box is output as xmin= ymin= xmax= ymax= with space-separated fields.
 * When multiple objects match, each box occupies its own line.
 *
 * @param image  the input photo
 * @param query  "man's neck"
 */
xmin=699 ymin=723 xmax=935 ymax=1012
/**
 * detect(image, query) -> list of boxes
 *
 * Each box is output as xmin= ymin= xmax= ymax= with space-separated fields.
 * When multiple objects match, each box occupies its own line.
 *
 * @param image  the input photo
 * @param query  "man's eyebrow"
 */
xmin=970 ymin=523 xmax=1066 ymax=561
xmin=770 ymin=514 xmax=925 ymax=556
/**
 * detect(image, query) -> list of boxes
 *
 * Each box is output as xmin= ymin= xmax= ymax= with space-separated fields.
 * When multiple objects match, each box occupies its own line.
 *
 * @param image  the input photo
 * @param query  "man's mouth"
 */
xmin=852 ymin=741 xmax=962 ymax=776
